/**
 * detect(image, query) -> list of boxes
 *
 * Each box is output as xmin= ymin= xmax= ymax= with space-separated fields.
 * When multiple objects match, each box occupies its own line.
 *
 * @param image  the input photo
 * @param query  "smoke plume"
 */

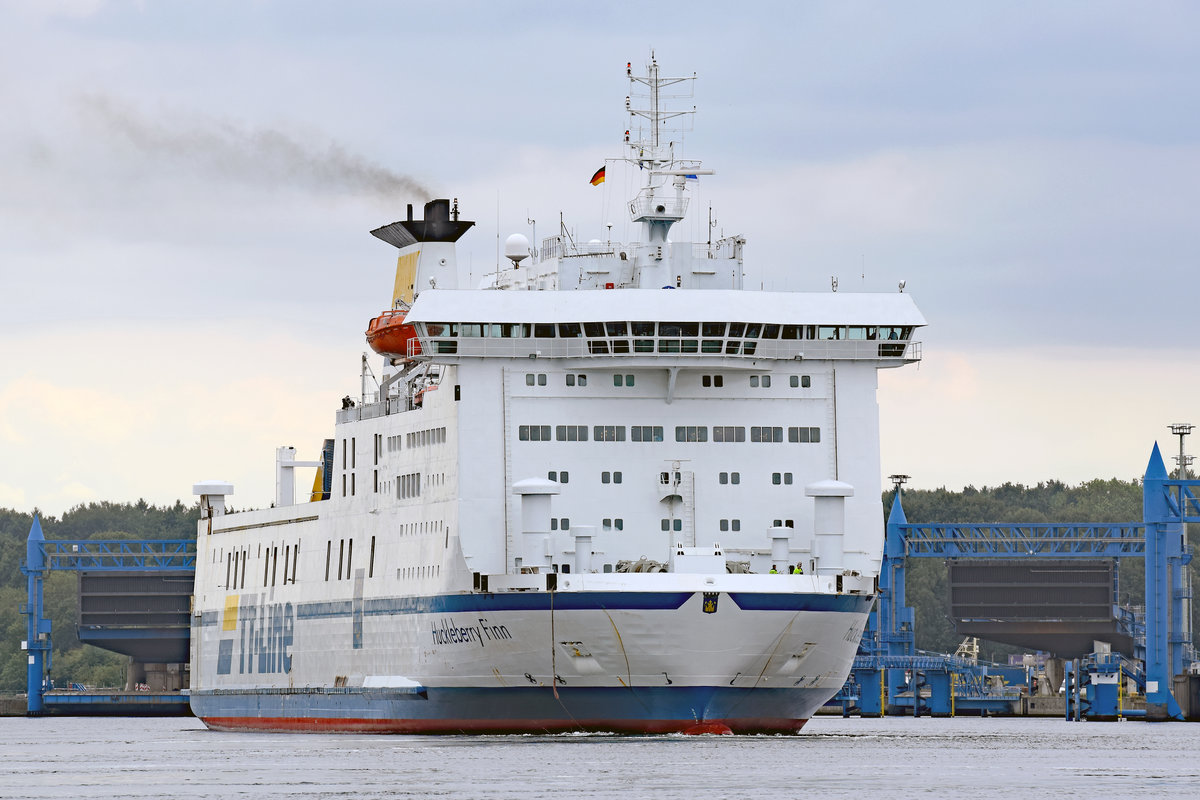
xmin=77 ymin=93 xmax=433 ymax=202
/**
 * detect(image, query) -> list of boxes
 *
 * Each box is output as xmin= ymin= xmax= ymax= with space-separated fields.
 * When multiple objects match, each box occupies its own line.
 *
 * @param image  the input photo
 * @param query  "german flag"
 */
xmin=590 ymin=166 xmax=606 ymax=186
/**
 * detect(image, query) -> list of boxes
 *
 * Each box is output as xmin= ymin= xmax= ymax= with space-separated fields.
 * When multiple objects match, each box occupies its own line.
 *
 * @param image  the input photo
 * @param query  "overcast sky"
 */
xmin=2 ymin=1 xmax=1198 ymax=516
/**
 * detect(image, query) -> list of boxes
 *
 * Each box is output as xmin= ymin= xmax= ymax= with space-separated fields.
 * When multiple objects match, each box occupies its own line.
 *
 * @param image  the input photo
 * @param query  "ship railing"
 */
xmin=629 ymin=195 xmax=689 ymax=220
xmin=410 ymin=335 xmax=922 ymax=363
xmin=541 ymin=236 xmax=618 ymax=259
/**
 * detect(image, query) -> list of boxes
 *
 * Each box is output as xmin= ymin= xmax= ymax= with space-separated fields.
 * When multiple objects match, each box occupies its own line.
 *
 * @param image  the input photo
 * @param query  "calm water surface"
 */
xmin=1 ymin=715 xmax=1197 ymax=799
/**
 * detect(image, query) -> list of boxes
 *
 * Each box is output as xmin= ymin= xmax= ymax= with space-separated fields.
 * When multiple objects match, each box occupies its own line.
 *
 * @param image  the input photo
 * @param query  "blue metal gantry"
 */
xmin=852 ymin=443 xmax=1196 ymax=720
xmin=18 ymin=517 xmax=196 ymax=715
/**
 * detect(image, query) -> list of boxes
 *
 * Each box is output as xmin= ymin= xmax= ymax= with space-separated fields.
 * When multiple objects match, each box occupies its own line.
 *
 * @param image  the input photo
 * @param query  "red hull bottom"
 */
xmin=201 ymin=716 xmax=808 ymax=735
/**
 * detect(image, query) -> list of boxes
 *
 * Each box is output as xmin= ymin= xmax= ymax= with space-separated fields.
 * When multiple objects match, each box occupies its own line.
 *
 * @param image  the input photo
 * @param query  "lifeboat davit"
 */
xmin=365 ymin=309 xmax=421 ymax=361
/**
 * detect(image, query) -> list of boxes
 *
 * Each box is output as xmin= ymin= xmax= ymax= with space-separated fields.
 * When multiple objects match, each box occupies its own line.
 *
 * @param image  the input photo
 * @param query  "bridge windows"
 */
xmin=422 ymin=320 xmax=913 ymax=359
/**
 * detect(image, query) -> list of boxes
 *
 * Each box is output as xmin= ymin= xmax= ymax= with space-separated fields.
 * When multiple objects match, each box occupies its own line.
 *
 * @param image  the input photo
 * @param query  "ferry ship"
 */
xmin=188 ymin=56 xmax=925 ymax=734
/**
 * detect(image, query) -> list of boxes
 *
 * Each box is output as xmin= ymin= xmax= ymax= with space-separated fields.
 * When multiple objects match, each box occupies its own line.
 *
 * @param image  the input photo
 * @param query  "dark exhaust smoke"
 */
xmin=78 ymin=93 xmax=433 ymax=202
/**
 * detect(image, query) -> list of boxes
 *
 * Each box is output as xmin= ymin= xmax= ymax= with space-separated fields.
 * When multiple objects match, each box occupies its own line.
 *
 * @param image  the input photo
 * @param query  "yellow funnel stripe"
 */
xmin=392 ymin=250 xmax=419 ymax=306
xmin=310 ymin=464 xmax=325 ymax=502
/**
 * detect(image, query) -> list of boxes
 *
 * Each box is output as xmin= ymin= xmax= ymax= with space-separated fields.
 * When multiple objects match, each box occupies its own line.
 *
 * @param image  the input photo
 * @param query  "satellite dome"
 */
xmin=504 ymin=233 xmax=530 ymax=266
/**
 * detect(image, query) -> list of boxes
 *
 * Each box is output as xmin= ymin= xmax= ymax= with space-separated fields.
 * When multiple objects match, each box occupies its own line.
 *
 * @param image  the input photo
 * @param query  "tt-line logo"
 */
xmin=216 ymin=599 xmax=294 ymax=676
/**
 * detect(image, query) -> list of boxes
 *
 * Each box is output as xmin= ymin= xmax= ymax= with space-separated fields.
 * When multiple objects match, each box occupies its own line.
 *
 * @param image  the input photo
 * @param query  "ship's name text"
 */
xmin=431 ymin=617 xmax=512 ymax=648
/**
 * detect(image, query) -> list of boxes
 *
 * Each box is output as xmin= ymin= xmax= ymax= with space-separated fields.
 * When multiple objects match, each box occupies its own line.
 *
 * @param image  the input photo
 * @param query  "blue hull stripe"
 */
xmin=200 ymin=591 xmax=871 ymax=628
xmin=727 ymin=592 xmax=874 ymax=613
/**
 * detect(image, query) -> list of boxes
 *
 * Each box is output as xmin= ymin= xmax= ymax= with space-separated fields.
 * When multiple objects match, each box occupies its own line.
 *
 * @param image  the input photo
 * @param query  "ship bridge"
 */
xmin=404 ymin=289 xmax=925 ymax=364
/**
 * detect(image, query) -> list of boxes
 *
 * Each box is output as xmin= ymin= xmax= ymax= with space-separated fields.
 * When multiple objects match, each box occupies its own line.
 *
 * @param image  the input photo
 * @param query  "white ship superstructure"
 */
xmin=188 ymin=56 xmax=925 ymax=734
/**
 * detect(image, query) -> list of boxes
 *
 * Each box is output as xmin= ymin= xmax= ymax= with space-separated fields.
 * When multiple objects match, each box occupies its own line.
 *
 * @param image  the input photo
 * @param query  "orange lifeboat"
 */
xmin=365 ymin=309 xmax=421 ymax=361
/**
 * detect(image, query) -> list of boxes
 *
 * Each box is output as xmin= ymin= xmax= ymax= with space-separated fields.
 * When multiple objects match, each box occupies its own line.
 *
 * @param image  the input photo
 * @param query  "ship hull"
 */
xmin=191 ymin=685 xmax=833 ymax=734
xmin=189 ymin=587 xmax=872 ymax=734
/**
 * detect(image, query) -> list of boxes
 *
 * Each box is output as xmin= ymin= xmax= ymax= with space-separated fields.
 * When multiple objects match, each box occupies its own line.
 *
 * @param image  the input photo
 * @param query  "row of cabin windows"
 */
xmin=547 ymin=517 xmax=798 ymax=533
xmin=224 ymin=529 xmax=461 ymax=589
xmin=526 ymin=372 xmax=813 ymax=390
xmin=398 ymin=472 xmax=422 ymax=499
xmin=546 ymin=469 xmax=795 ymax=487
xmin=400 ymin=565 xmax=441 ymax=580
xmin=528 ymin=372 xmax=590 ymax=387
xmin=224 ymin=542 xmax=299 ymax=590
xmin=427 ymin=322 xmax=914 ymax=341
xmin=722 ymin=472 xmax=787 ymax=485
xmin=377 ymin=428 xmax=449 ymax=459
xmin=407 ymin=427 xmax=446 ymax=448
xmin=380 ymin=429 xmax=445 ymax=458
xmin=520 ymin=425 xmax=821 ymax=443
xmin=222 ymin=536 xmax=377 ymax=588
xmin=381 ymin=472 xmax=443 ymax=498
xmin=401 ymin=520 xmax=444 ymax=537
xmin=323 ymin=536 xmax=377 ymax=581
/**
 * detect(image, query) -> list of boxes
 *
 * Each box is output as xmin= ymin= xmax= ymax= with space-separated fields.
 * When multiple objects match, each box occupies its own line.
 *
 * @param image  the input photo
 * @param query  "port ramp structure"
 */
xmin=19 ymin=516 xmax=196 ymax=715
xmin=855 ymin=444 xmax=1195 ymax=720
